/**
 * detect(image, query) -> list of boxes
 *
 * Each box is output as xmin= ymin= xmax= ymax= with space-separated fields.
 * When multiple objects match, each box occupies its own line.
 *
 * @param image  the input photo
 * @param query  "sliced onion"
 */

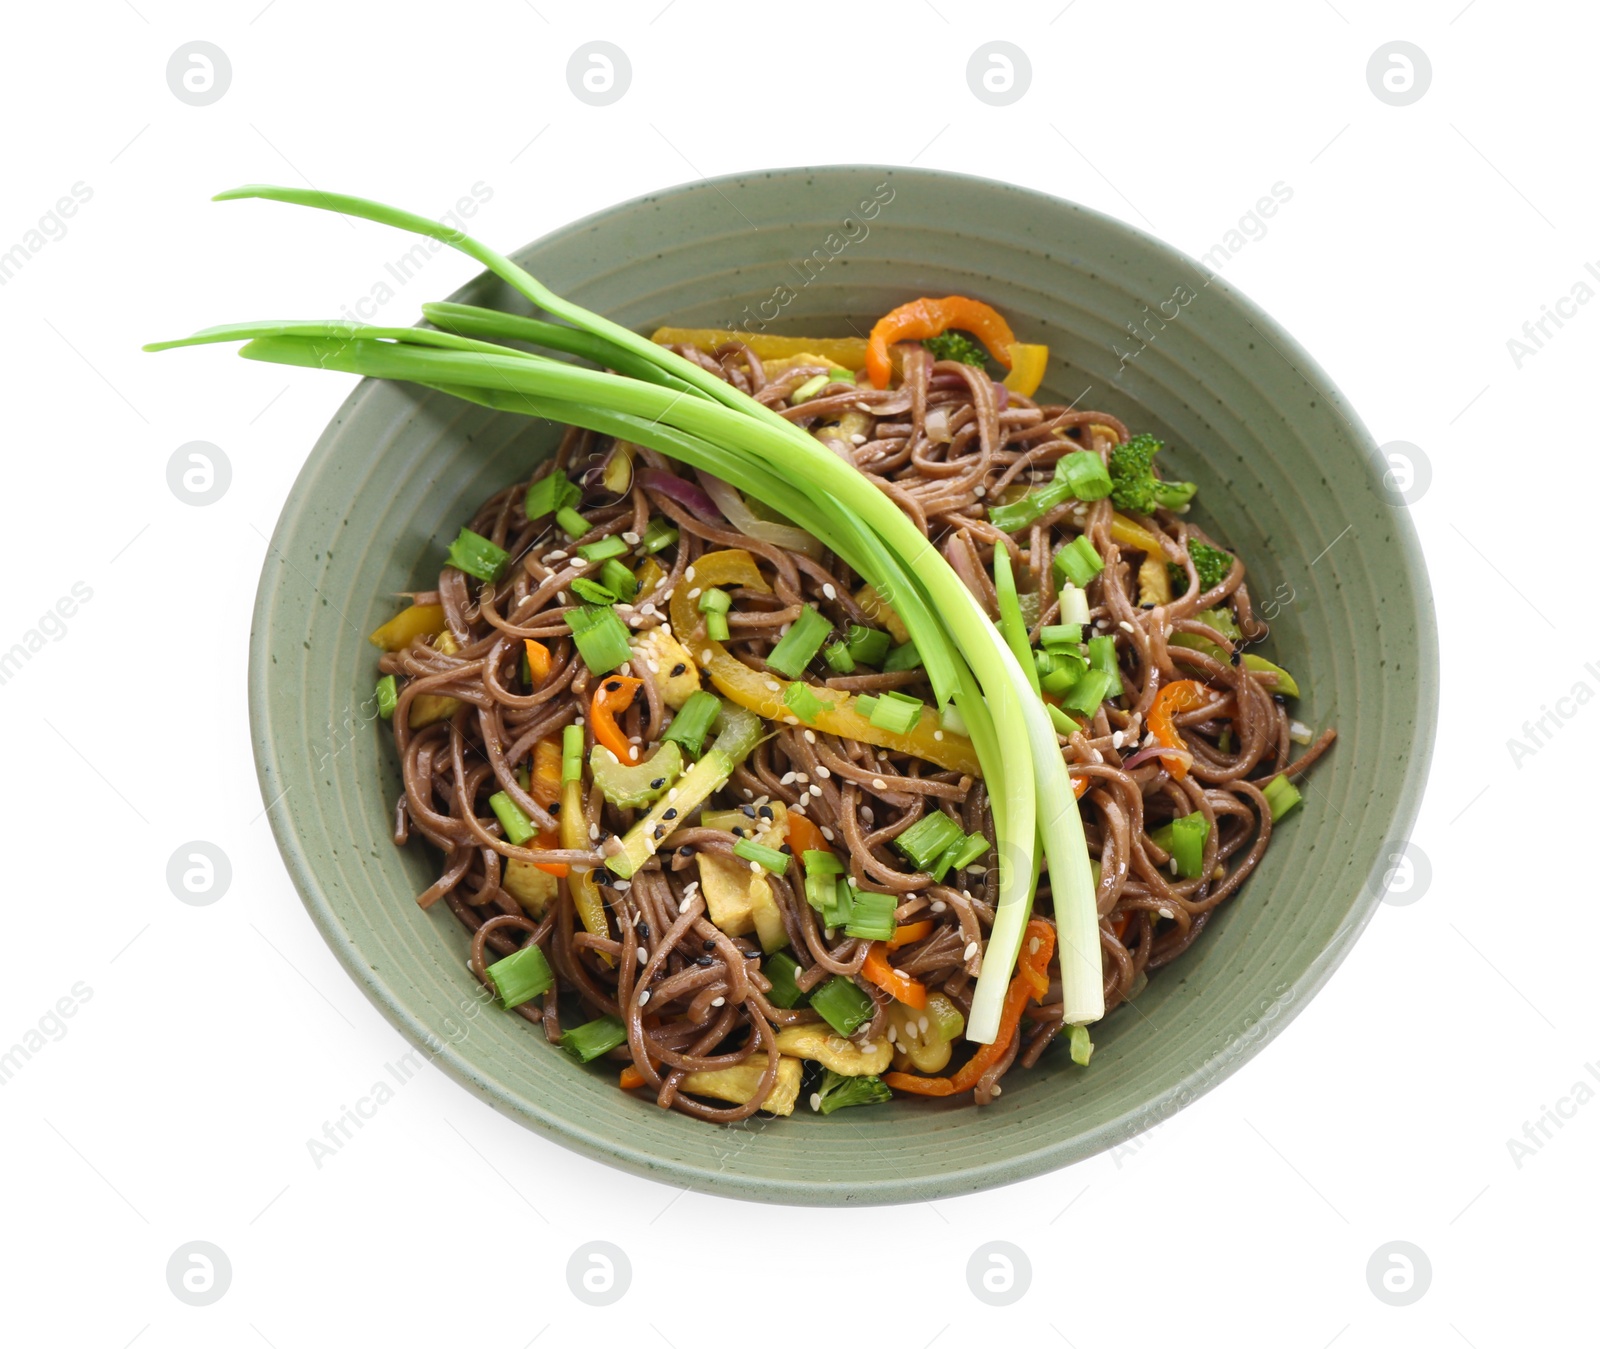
xmin=1121 ymin=743 xmax=1194 ymax=774
xmin=696 ymin=471 xmax=825 ymax=560
xmin=992 ymin=381 xmax=1010 ymax=411
xmin=924 ymin=406 xmax=952 ymax=445
xmin=636 ymin=466 xmax=721 ymax=521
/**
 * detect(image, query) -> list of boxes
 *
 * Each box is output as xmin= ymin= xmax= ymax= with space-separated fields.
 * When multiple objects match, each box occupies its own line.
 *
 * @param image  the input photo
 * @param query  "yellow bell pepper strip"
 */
xmin=866 ymin=296 xmax=1017 ymax=389
xmin=633 ymin=555 xmax=667 ymax=597
xmin=1110 ymin=511 xmax=1165 ymax=556
xmin=884 ymin=916 xmax=1054 ymax=1096
xmin=523 ymin=638 xmax=551 ymax=683
xmin=649 ymin=327 xmax=869 ymax=371
xmin=530 ymin=738 xmax=563 ymax=809
xmin=888 ymin=919 xmax=934 ymax=949
xmin=369 ymin=601 xmax=446 ymax=651
xmin=560 ymin=775 xmax=611 ymax=960
xmin=671 ymin=549 xmax=979 ymax=776
xmin=408 ymin=630 xmax=463 ymax=728
xmin=590 ymin=675 xmax=644 ymax=764
xmin=852 ymin=582 xmax=910 ymax=644
xmin=862 ymin=942 xmax=928 ymax=1009
xmin=1146 ymin=679 xmax=1207 ymax=781
xmin=1001 ymin=343 xmax=1049 ymax=397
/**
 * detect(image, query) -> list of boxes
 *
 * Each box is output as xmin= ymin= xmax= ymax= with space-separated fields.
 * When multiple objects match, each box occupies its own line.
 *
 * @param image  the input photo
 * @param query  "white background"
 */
xmin=0 ymin=2 xmax=1591 ymax=1345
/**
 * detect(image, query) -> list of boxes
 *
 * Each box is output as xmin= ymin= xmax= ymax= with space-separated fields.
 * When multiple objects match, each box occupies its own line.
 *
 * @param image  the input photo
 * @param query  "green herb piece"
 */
xmin=525 ymin=470 xmax=580 ymax=522
xmin=560 ymin=1014 xmax=628 ymax=1062
xmin=922 ymin=330 xmax=988 ymax=366
xmin=662 ymin=690 xmax=719 ymax=756
xmin=810 ymin=976 xmax=874 ymax=1035
xmin=1056 ymin=449 xmax=1113 ymax=501
xmin=446 ymin=527 xmax=508 ymax=583
xmin=563 ymin=604 xmax=632 ymax=674
xmin=843 ymin=624 xmax=891 ymax=668
xmin=894 ymin=811 xmax=965 ymax=872
xmin=867 ymin=690 xmax=924 ymax=735
xmin=569 ymin=576 xmax=618 ymax=605
xmin=766 ymin=605 xmax=832 ymax=679
xmin=638 ymin=518 xmax=679 ymax=554
xmin=882 ymin=640 xmax=922 ymax=673
xmin=577 ymin=535 xmax=628 ymax=562
xmin=1054 ymin=535 xmax=1105 ymax=589
xmin=764 ymin=952 xmax=809 ymax=1009
xmin=1262 ymin=775 xmax=1303 ymax=821
xmin=561 ymin=723 xmax=584 ymax=782
xmin=486 ymin=942 xmax=555 ymax=1009
xmin=783 ymin=681 xmax=834 ymax=721
xmin=733 ymin=837 xmax=791 ymax=873
xmin=375 ymin=674 xmax=398 ymax=720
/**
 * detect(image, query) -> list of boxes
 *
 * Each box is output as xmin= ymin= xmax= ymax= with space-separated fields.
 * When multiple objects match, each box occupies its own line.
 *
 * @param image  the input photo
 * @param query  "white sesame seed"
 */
xmin=637 ymin=989 xmax=651 ymax=1006
xmin=622 ymin=531 xmax=640 ymax=544
xmin=783 ymin=714 xmax=799 ymax=725
xmin=930 ymin=900 xmax=947 ymax=913
xmin=809 ymin=785 xmax=824 ymax=799
xmin=779 ymin=622 xmax=791 ymax=636
xmin=963 ymin=941 xmax=980 ymax=961
xmin=1158 ymin=907 xmax=1175 ymax=920
xmin=711 ymin=996 xmax=726 ymax=1007
xmin=750 ymin=861 xmax=761 ymax=873
xmin=679 ymin=897 xmax=692 ymax=913
xmin=685 ymin=566 xmax=696 ymax=581
xmin=1169 ymin=857 xmax=1179 ymax=875
xmin=764 ymin=679 xmax=780 ymax=692
xmin=667 ymin=787 xmax=678 ymax=801
xmin=557 ymin=591 xmax=568 ymax=605
xmin=647 ymin=659 xmax=660 ymax=673
xmin=815 ymin=765 xmax=830 ymax=778
xmin=991 ymin=1085 xmax=1002 ymax=1097
xmin=823 ymin=583 xmax=837 ymax=600
xmin=743 ymin=787 xmax=754 ymax=799
xmin=803 ymin=729 xmax=816 ymax=744
xmin=886 ymin=1025 xmax=898 ymax=1043
xmin=1096 ymin=618 xmax=1110 ymax=629
xmin=1091 ymin=749 xmax=1104 ymax=764
xmin=795 ymin=773 xmax=809 ymax=784
xmin=636 ymin=948 xmax=647 ymax=965
xmin=966 ymin=864 xmax=985 ymax=876
xmin=850 ymin=433 xmax=867 ymax=446
xmin=687 ymin=587 xmax=701 ymax=600
xmin=918 ymin=1016 xmax=930 ymax=1033
xmin=810 ymin=1092 xmax=823 ymax=1111
xmin=701 ymin=650 xmax=714 ymax=663
xmin=872 ymin=777 xmax=888 ymax=790
xmin=1118 ymin=620 xmax=1135 ymax=634
xmin=1028 ymin=937 xmax=1040 ymax=955
xmin=821 ymin=827 xmax=835 ymax=841
xmin=974 ymin=485 xmax=987 ymax=498
xmin=780 ymin=771 xmax=796 ymax=785
xmin=933 ymin=730 xmax=944 ymax=741
xmin=546 ymin=549 xmax=568 ymax=561
xmin=640 ymin=602 xmax=657 ymax=617
xmin=588 ymin=823 xmax=599 ymax=840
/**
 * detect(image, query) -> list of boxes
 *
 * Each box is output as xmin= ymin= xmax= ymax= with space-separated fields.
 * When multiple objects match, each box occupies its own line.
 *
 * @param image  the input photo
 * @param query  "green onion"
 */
xmin=894 ymin=811 xmax=965 ymax=872
xmin=662 ymin=690 xmax=718 ymax=756
xmin=705 ymin=610 xmax=730 ymax=641
xmin=1262 ymin=775 xmax=1303 ymax=821
xmin=821 ymin=879 xmax=855 ymax=929
xmin=577 ymin=535 xmax=628 ymax=562
xmin=814 ymin=1069 xmax=892 ymax=1114
xmin=1047 ymin=704 xmax=1082 ymax=737
xmin=564 ymin=604 xmax=632 ymax=674
xmin=600 ymin=557 xmax=638 ymax=601
xmin=828 ymin=367 xmax=854 ymax=383
xmin=556 ymin=505 xmax=590 ymax=539
xmin=697 ymin=587 xmax=731 ymax=614
xmin=486 ymin=942 xmax=555 ymax=1009
xmin=570 ymin=576 xmax=617 ymax=605
xmin=845 ymin=891 xmax=897 ymax=940
xmin=1054 ymin=535 xmax=1105 ymax=589
xmin=822 ymin=640 xmax=855 ymax=674
xmin=1058 ymin=584 xmax=1091 ymax=626
xmin=1056 ymin=450 xmax=1113 ymax=501
xmin=791 ymin=373 xmax=829 ymax=403
xmin=783 ymin=681 xmax=834 ymax=721
xmin=560 ymin=1014 xmax=628 ymax=1062
xmin=488 ymin=791 xmax=536 ymax=846
xmin=525 ymin=470 xmax=579 ymax=521
xmin=993 ymin=545 xmax=1041 ymax=698
xmin=638 ymin=518 xmax=679 ymax=554
xmin=882 ymin=640 xmax=922 ymax=673
xmin=843 ymin=624 xmax=891 ymax=667
xmin=867 ymin=690 xmax=923 ymax=735
xmin=446 ymin=526 xmax=508 ymax=583
xmin=935 ymin=831 xmax=991 ymax=878
xmin=1039 ymin=650 xmax=1088 ymax=695
xmin=561 ymin=723 xmax=584 ymax=781
xmin=804 ymin=871 xmax=837 ymax=914
xmin=1151 ymin=811 xmax=1209 ymax=878
xmin=988 ymin=479 xmax=1073 ymax=533
xmin=764 ymin=952 xmax=809 ymax=1009
xmin=810 ymin=975 xmax=873 ymax=1035
xmin=375 ymin=674 xmax=398 ymax=720
xmin=766 ymin=605 xmax=831 ymax=679
xmin=733 ymin=837 xmax=790 ymax=873
xmin=803 ymin=848 xmax=843 ymax=876
xmin=1086 ymin=634 xmax=1123 ymax=698
xmin=853 ymin=693 xmax=879 ymax=719
xmin=1062 ymin=668 xmax=1111 ymax=716
xmin=1041 ymin=624 xmax=1082 ymax=649
xmin=1069 ymin=1023 xmax=1094 ymax=1066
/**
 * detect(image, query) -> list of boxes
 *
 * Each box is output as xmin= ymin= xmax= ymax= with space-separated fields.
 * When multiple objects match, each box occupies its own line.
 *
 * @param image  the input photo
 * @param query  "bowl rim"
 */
xmin=249 ymin=163 xmax=1439 ymax=1205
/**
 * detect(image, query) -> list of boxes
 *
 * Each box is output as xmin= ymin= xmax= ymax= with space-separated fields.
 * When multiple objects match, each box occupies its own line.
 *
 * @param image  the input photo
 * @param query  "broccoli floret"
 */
xmin=1106 ymin=433 xmax=1197 ymax=515
xmin=922 ymin=330 xmax=988 ymax=367
xmin=1168 ymin=539 xmax=1235 ymax=593
xmin=813 ymin=1069 xmax=892 ymax=1115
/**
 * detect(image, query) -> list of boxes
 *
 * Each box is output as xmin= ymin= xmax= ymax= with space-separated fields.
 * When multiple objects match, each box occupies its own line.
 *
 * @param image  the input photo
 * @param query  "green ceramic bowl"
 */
xmin=251 ymin=167 xmax=1436 ymax=1204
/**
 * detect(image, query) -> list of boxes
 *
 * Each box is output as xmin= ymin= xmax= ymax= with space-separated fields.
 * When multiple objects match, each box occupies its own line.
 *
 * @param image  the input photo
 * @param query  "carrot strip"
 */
xmin=1147 ymin=680 xmax=1206 ymax=781
xmin=861 ymin=942 xmax=927 ymax=1009
xmin=786 ymin=812 xmax=826 ymax=858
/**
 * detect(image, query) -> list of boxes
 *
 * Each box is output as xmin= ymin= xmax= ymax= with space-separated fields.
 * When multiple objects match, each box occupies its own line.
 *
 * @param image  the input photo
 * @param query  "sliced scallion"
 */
xmin=564 ymin=604 xmax=632 ymax=674
xmin=577 ymin=535 xmax=628 ymax=562
xmin=486 ymin=942 xmax=555 ymax=1009
xmin=560 ymin=1014 xmax=628 ymax=1062
xmin=732 ymin=837 xmax=790 ymax=873
xmin=555 ymin=505 xmax=590 ymax=539
xmin=375 ymin=674 xmax=398 ymax=720
xmin=764 ymin=952 xmax=809 ymax=1009
xmin=893 ymin=811 xmax=965 ymax=872
xmin=1262 ymin=775 xmax=1303 ymax=821
xmin=488 ymin=790 xmax=536 ymax=846
xmin=867 ymin=689 xmax=923 ymax=735
xmin=446 ymin=526 xmax=508 ymax=583
xmin=844 ymin=890 xmax=897 ymax=941
xmin=783 ymin=681 xmax=834 ymax=722
xmin=1056 ymin=450 xmax=1113 ymax=501
xmin=810 ymin=975 xmax=873 ymax=1035
xmin=525 ymin=470 xmax=579 ymax=521
xmin=843 ymin=624 xmax=891 ymax=668
xmin=638 ymin=517 xmax=678 ymax=554
xmin=662 ymin=690 xmax=718 ymax=756
xmin=1054 ymin=535 xmax=1105 ymax=589
xmin=766 ymin=605 xmax=831 ymax=678
xmin=561 ymin=722 xmax=584 ymax=782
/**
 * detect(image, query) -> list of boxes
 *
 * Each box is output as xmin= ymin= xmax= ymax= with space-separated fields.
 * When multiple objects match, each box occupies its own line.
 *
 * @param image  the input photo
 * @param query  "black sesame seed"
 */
xmin=605 ymin=679 xmax=622 ymax=693
xmin=650 ymin=777 xmax=666 ymax=789
xmin=635 ymin=920 xmax=650 ymax=941
xmin=670 ymin=663 xmax=687 ymax=677
xmin=1229 ymin=651 xmax=1242 ymax=666
xmin=1272 ymin=693 xmax=1288 ymax=706
xmin=741 ymin=805 xmax=757 ymax=818
xmin=594 ymin=868 xmax=612 ymax=886
xmin=653 ymin=825 xmax=666 ymax=839
xmin=679 ymin=845 xmax=694 ymax=857
xmin=780 ymin=844 xmax=792 ymax=855
xmin=549 ymin=801 xmax=562 ymax=815
xmin=695 ymin=955 xmax=715 ymax=967
xmin=732 ymin=827 xmax=745 ymax=837
xmin=758 ymin=805 xmax=774 ymax=820
xmin=703 ymin=938 xmax=717 ymax=951
xmin=663 ymin=808 xmax=678 ymax=821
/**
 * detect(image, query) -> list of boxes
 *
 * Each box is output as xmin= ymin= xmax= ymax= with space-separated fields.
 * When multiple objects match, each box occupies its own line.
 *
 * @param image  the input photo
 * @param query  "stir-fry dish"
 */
xmin=151 ymin=187 xmax=1334 ymax=1123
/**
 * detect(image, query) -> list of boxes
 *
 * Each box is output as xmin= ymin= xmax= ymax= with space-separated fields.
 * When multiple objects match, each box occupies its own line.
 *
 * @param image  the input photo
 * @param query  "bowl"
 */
xmin=250 ymin=166 xmax=1437 ymax=1205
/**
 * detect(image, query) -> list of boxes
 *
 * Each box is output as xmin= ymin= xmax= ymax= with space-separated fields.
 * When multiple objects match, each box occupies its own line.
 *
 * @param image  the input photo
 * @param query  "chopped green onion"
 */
xmin=1040 ymin=651 xmax=1088 ymax=695
xmin=810 ymin=975 xmax=873 ymax=1035
xmin=791 ymin=373 xmax=829 ymax=403
xmin=783 ymin=681 xmax=834 ymax=721
xmin=562 ymin=723 xmax=584 ymax=781
xmin=1041 ymin=624 xmax=1082 ymax=649
xmin=827 ymin=367 xmax=855 ymax=383
xmin=556 ymin=505 xmax=590 ymax=539
xmin=822 ymin=877 xmax=855 ymax=929
xmin=1069 ymin=1023 xmax=1094 ymax=1066
xmin=1056 ymin=449 xmax=1113 ymax=501
xmin=882 ymin=640 xmax=922 ymax=673
xmin=764 ymin=952 xmax=809 ymax=1009
xmin=804 ymin=871 xmax=837 ymax=914
xmin=822 ymin=641 xmax=855 ymax=674
xmin=374 ymin=674 xmax=398 ymax=720
xmin=1062 ymin=668 xmax=1111 ymax=716
xmin=638 ymin=517 xmax=679 ymax=554
xmin=853 ymin=693 xmax=879 ymax=719
xmin=600 ymin=557 xmax=638 ymax=601
xmin=935 ymin=831 xmax=990 ymax=878
xmin=733 ymin=837 xmax=791 ymax=873
xmin=1086 ymin=634 xmax=1124 ymax=698
xmin=1047 ymin=704 xmax=1082 ymax=737
xmin=1151 ymin=811 xmax=1209 ymax=878
xmin=843 ymin=624 xmax=891 ymax=667
xmin=569 ymin=576 xmax=617 ymax=605
xmin=705 ymin=610 xmax=730 ymax=641
xmin=486 ymin=942 xmax=555 ymax=1009
xmin=894 ymin=811 xmax=965 ymax=872
xmin=814 ymin=1069 xmax=892 ymax=1114
xmin=803 ymin=848 xmax=843 ymax=876
xmin=662 ymin=690 xmax=719 ymax=756
xmin=488 ymin=791 xmax=536 ymax=846
xmin=766 ymin=605 xmax=832 ymax=679
xmin=1262 ymin=775 xmax=1303 ymax=821
xmin=1058 ymin=584 xmax=1091 ymax=626
xmin=867 ymin=689 xmax=923 ymax=735
xmin=697 ymin=587 xmax=731 ymax=614
xmin=564 ymin=604 xmax=633 ymax=674
xmin=1054 ymin=535 xmax=1105 ymax=589
xmin=560 ymin=1014 xmax=628 ymax=1062
xmin=446 ymin=526 xmax=508 ymax=583
xmin=577 ymin=534 xmax=628 ymax=562
xmin=988 ymin=479 xmax=1073 ymax=533
xmin=525 ymin=470 xmax=579 ymax=521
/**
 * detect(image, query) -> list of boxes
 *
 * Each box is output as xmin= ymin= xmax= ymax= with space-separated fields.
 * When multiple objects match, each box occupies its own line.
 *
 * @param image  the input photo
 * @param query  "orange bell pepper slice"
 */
xmin=888 ymin=920 xmax=934 ymax=949
xmin=525 ymin=828 xmax=568 ymax=878
xmin=590 ymin=675 xmax=644 ymax=765
xmin=669 ymin=550 xmax=979 ymax=775
xmin=1147 ymin=680 xmax=1207 ymax=781
xmin=861 ymin=941 xmax=927 ymax=1009
xmin=619 ymin=1065 xmax=646 ymax=1090
xmin=866 ymin=296 xmax=1017 ymax=389
xmin=524 ymin=638 xmax=552 ymax=683
xmin=786 ymin=812 xmax=827 ymax=858
xmin=884 ymin=917 xmax=1055 ymax=1096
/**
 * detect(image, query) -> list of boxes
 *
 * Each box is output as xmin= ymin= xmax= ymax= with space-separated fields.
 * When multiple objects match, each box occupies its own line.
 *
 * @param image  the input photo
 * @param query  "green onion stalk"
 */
xmin=147 ymin=185 xmax=1104 ymax=1039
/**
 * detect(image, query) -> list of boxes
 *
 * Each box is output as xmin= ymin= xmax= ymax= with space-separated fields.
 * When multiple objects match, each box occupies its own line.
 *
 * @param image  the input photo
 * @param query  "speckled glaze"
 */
xmin=250 ymin=167 xmax=1436 ymax=1205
